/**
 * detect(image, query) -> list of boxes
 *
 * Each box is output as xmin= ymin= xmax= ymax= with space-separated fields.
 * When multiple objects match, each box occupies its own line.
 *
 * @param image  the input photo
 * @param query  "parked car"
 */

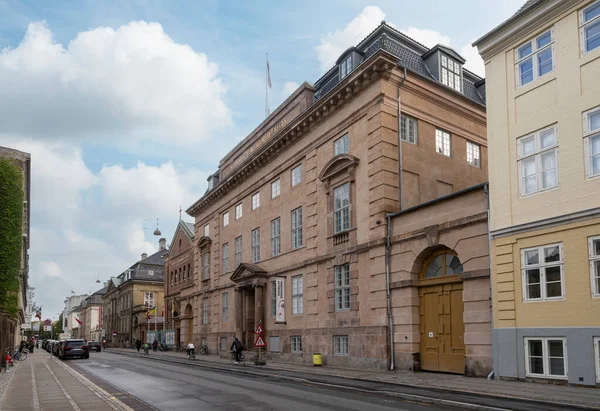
xmin=87 ymin=341 xmax=101 ymax=352
xmin=59 ymin=339 xmax=89 ymax=360
xmin=53 ymin=341 xmax=63 ymax=356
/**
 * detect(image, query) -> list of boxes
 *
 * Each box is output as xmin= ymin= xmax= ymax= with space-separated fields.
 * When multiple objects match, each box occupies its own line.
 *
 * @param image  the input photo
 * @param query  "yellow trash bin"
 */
xmin=312 ymin=353 xmax=322 ymax=366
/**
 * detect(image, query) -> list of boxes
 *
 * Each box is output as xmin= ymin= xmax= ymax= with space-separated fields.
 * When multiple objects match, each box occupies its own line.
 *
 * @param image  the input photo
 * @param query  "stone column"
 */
xmin=234 ymin=289 xmax=243 ymax=339
xmin=254 ymin=285 xmax=263 ymax=329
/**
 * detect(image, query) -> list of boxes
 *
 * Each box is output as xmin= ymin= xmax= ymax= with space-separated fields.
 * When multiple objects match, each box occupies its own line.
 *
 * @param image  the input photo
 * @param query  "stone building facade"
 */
xmin=185 ymin=22 xmax=491 ymax=375
xmin=79 ymin=287 xmax=106 ymax=341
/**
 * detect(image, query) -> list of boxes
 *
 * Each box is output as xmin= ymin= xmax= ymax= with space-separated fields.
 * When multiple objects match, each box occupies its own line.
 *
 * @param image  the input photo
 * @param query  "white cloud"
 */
xmin=460 ymin=43 xmax=485 ymax=77
xmin=39 ymin=261 xmax=62 ymax=278
xmin=400 ymin=27 xmax=450 ymax=48
xmin=282 ymin=81 xmax=299 ymax=98
xmin=0 ymin=21 xmax=232 ymax=146
xmin=316 ymin=6 xmax=385 ymax=69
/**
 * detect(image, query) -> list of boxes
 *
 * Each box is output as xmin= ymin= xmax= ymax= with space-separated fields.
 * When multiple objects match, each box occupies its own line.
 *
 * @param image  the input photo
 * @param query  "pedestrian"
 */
xmin=152 ymin=339 xmax=158 ymax=352
xmin=135 ymin=339 xmax=142 ymax=352
xmin=230 ymin=337 xmax=243 ymax=364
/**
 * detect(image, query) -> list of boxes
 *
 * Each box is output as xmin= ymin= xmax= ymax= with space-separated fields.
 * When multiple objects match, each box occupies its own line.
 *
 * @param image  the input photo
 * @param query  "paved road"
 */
xmin=65 ymin=351 xmax=461 ymax=411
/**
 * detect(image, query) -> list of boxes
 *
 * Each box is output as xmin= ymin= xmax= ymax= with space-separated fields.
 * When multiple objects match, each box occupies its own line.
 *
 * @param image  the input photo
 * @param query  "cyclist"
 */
xmin=186 ymin=341 xmax=195 ymax=358
xmin=230 ymin=337 xmax=243 ymax=364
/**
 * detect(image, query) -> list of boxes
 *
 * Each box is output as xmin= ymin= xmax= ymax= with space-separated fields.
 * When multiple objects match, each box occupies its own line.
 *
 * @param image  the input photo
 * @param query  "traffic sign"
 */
xmin=254 ymin=323 xmax=264 ymax=334
xmin=43 ymin=325 xmax=52 ymax=331
xmin=44 ymin=319 xmax=52 ymax=326
xmin=254 ymin=335 xmax=266 ymax=348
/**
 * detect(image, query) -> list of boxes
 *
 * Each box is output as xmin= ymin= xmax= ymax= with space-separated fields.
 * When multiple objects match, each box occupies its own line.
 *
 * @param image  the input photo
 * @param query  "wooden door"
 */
xmin=419 ymin=282 xmax=465 ymax=374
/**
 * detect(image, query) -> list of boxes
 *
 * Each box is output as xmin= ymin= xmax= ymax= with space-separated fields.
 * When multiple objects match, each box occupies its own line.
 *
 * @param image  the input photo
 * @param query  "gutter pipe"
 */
xmin=386 ymin=66 xmax=407 ymax=371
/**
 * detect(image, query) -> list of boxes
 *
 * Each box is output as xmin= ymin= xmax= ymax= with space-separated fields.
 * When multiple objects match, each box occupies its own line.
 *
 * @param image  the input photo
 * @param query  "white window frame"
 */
xmin=515 ymin=29 xmax=555 ymax=87
xmin=340 ymin=55 xmax=352 ymax=79
xmin=235 ymin=236 xmax=242 ymax=267
xmin=223 ymin=211 xmax=229 ymax=227
xmin=202 ymin=297 xmax=209 ymax=325
xmin=271 ymin=178 xmax=281 ymax=198
xmin=252 ymin=228 xmax=260 ymax=263
xmin=517 ymin=125 xmax=559 ymax=197
xmin=589 ymin=235 xmax=600 ymax=297
xmin=333 ymin=183 xmax=351 ymax=233
xmin=235 ymin=203 xmax=243 ymax=220
xmin=440 ymin=54 xmax=462 ymax=92
xmin=202 ymin=251 xmax=210 ymax=280
xmin=144 ymin=292 xmax=155 ymax=308
xmin=334 ymin=133 xmax=349 ymax=156
xmin=400 ymin=114 xmax=418 ymax=144
xmin=222 ymin=292 xmax=229 ymax=323
xmin=291 ymin=164 xmax=302 ymax=187
xmin=466 ymin=141 xmax=481 ymax=168
xmin=252 ymin=192 xmax=260 ymax=210
xmin=291 ymin=336 xmax=302 ymax=353
xmin=521 ymin=243 xmax=565 ymax=302
xmin=204 ymin=224 xmax=209 ymax=237
xmin=580 ymin=0 xmax=600 ymax=55
xmin=584 ymin=106 xmax=600 ymax=179
xmin=435 ymin=129 xmax=451 ymax=157
xmin=271 ymin=218 xmax=281 ymax=256
xmin=333 ymin=335 xmax=349 ymax=356
xmin=524 ymin=337 xmax=568 ymax=379
xmin=335 ymin=264 xmax=351 ymax=311
xmin=222 ymin=243 xmax=229 ymax=273
xmin=594 ymin=337 xmax=600 ymax=383
xmin=292 ymin=275 xmax=303 ymax=315
xmin=291 ymin=207 xmax=303 ymax=249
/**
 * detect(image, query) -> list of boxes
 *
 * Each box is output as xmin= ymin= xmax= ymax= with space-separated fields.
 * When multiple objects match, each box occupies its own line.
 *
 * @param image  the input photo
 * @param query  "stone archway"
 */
xmin=180 ymin=303 xmax=193 ymax=346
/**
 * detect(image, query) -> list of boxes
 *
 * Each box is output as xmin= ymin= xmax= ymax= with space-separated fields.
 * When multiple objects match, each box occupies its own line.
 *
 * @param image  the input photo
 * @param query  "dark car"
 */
xmin=60 ymin=339 xmax=89 ymax=360
xmin=52 ymin=340 xmax=63 ymax=356
xmin=87 ymin=341 xmax=101 ymax=352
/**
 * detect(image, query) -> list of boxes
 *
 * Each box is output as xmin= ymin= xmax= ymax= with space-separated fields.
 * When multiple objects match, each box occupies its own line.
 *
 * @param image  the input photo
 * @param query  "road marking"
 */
xmin=41 ymin=356 xmax=81 ymax=411
xmin=30 ymin=357 xmax=41 ymax=411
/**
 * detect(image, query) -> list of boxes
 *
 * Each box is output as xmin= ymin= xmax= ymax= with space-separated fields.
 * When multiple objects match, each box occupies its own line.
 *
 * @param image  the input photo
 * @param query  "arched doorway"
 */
xmin=418 ymin=248 xmax=465 ymax=374
xmin=181 ymin=303 xmax=193 ymax=346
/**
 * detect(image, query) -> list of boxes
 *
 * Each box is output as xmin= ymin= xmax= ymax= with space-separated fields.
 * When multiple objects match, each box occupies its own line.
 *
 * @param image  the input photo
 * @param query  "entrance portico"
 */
xmin=231 ymin=263 xmax=268 ymax=350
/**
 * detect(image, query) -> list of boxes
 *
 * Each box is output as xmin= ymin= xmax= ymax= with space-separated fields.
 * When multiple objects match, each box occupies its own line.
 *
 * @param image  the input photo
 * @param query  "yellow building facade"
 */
xmin=474 ymin=0 xmax=600 ymax=385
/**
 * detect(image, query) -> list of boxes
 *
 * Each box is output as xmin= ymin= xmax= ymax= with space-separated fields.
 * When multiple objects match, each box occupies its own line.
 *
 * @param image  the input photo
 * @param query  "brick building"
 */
xmin=185 ymin=22 xmax=491 ymax=375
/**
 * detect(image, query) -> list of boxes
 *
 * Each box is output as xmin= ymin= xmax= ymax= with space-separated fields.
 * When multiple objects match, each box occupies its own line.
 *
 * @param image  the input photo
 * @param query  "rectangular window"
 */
xmin=202 ymin=298 xmax=209 ymax=325
xmin=252 ymin=228 xmax=260 ymax=263
xmin=271 ymin=218 xmax=281 ymax=256
xmin=291 ymin=336 xmax=302 ymax=353
xmin=223 ymin=212 xmax=229 ymax=227
xmin=340 ymin=55 xmax=352 ymax=79
xmin=222 ymin=292 xmax=229 ymax=323
xmin=252 ymin=192 xmax=260 ymax=210
xmin=440 ymin=54 xmax=461 ymax=92
xmin=584 ymin=107 xmax=600 ymax=178
xmin=291 ymin=164 xmax=302 ymax=187
xmin=400 ymin=115 xmax=418 ymax=144
xmin=202 ymin=252 xmax=210 ymax=280
xmin=589 ymin=236 xmax=600 ymax=297
xmin=204 ymin=224 xmax=209 ymax=237
xmin=333 ymin=183 xmax=351 ymax=233
xmin=335 ymin=264 xmax=351 ymax=311
xmin=235 ymin=203 xmax=242 ymax=220
xmin=144 ymin=292 xmax=155 ymax=308
xmin=524 ymin=338 xmax=567 ymax=379
xmin=292 ymin=275 xmax=303 ymax=315
xmin=271 ymin=178 xmax=281 ymax=198
xmin=515 ymin=29 xmax=554 ymax=87
xmin=518 ymin=125 xmax=558 ymax=196
xmin=235 ymin=236 xmax=242 ymax=267
xmin=466 ymin=141 xmax=481 ymax=168
xmin=595 ymin=337 xmax=600 ymax=383
xmin=435 ymin=129 xmax=451 ymax=157
xmin=521 ymin=243 xmax=564 ymax=301
xmin=580 ymin=1 xmax=600 ymax=54
xmin=334 ymin=336 xmax=349 ymax=356
xmin=271 ymin=280 xmax=277 ymax=317
xmin=291 ymin=207 xmax=303 ymax=249
xmin=334 ymin=133 xmax=349 ymax=155
xmin=222 ymin=243 xmax=229 ymax=273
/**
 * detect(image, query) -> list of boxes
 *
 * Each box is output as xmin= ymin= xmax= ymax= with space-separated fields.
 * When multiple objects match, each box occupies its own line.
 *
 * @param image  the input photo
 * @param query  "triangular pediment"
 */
xmin=230 ymin=263 xmax=268 ymax=283
xmin=318 ymin=154 xmax=360 ymax=182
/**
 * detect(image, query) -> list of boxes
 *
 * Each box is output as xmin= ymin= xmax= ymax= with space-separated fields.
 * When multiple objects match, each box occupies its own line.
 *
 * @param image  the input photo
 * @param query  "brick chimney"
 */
xmin=141 ymin=253 xmax=148 ymax=260
xmin=159 ymin=237 xmax=166 ymax=251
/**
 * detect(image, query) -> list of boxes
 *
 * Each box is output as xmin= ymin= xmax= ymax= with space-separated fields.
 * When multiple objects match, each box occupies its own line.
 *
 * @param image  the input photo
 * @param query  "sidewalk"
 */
xmin=109 ymin=347 xmax=600 ymax=410
xmin=0 ymin=352 xmax=133 ymax=410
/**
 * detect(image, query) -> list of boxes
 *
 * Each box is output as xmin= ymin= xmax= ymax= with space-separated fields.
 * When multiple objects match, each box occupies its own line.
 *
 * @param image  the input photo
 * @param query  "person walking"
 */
xmin=135 ymin=339 xmax=142 ymax=352
xmin=230 ymin=337 xmax=243 ymax=364
xmin=152 ymin=339 xmax=158 ymax=352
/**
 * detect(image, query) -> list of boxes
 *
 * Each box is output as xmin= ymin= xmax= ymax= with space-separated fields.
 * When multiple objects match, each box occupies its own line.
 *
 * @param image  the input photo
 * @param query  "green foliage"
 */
xmin=53 ymin=313 xmax=63 ymax=336
xmin=0 ymin=158 xmax=23 ymax=317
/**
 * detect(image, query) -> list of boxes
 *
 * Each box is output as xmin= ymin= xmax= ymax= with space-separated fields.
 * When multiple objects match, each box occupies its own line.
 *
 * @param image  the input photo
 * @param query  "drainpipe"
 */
xmin=484 ymin=182 xmax=495 ymax=380
xmin=386 ymin=66 xmax=407 ymax=371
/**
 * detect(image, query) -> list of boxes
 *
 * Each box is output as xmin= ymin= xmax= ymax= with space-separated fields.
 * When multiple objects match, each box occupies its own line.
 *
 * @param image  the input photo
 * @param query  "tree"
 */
xmin=0 ymin=158 xmax=24 ymax=317
xmin=53 ymin=313 xmax=63 ymax=336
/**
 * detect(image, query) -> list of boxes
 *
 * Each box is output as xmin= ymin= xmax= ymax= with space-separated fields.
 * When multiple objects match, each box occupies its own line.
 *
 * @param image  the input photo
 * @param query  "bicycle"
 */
xmin=187 ymin=348 xmax=196 ymax=360
xmin=14 ymin=348 xmax=28 ymax=361
xmin=230 ymin=351 xmax=245 ymax=365
xmin=199 ymin=344 xmax=208 ymax=355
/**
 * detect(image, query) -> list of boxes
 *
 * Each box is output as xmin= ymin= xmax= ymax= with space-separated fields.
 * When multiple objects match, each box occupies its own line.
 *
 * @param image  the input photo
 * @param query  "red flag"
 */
xmin=75 ymin=317 xmax=82 ymax=325
xmin=161 ymin=305 xmax=164 ymax=317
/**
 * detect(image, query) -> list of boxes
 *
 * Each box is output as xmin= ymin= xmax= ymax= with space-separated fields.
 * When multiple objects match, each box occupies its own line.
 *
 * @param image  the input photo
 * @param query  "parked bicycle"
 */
xmin=230 ymin=351 xmax=245 ymax=365
xmin=158 ymin=343 xmax=168 ymax=352
xmin=199 ymin=342 xmax=208 ymax=355
xmin=13 ymin=347 xmax=28 ymax=361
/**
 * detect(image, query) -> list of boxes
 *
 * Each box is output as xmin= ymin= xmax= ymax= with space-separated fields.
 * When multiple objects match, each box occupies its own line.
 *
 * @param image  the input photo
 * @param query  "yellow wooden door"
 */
xmin=419 ymin=283 xmax=465 ymax=374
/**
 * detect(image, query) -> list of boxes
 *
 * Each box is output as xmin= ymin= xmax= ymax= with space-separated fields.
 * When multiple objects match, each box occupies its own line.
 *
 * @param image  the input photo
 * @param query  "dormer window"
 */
xmin=441 ymin=55 xmax=461 ymax=92
xmin=340 ymin=55 xmax=352 ymax=79
xmin=207 ymin=179 xmax=214 ymax=190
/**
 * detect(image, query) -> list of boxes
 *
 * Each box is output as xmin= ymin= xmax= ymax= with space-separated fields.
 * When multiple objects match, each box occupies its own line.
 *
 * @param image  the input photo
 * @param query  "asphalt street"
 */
xmin=65 ymin=351 xmax=463 ymax=411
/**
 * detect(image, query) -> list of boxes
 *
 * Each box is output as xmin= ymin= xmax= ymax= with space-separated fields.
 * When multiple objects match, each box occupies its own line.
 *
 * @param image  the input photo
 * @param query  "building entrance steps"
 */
xmin=0 ymin=352 xmax=133 ymax=411
xmin=109 ymin=347 xmax=600 ymax=410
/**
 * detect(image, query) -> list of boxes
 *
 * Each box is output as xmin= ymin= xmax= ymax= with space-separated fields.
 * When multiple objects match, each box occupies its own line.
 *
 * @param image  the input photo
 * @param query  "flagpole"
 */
xmin=265 ymin=53 xmax=268 ymax=118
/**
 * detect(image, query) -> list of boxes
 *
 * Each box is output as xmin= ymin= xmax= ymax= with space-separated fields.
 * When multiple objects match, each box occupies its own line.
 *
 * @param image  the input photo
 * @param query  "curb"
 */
xmin=105 ymin=350 xmax=600 ymax=411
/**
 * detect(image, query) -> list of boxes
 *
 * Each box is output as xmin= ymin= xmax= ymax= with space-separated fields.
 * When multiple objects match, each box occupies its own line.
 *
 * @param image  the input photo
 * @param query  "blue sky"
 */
xmin=0 ymin=0 xmax=523 ymax=319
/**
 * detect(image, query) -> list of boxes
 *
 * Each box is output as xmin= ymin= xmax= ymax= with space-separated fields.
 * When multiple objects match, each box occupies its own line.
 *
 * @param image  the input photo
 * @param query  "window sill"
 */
xmin=516 ymin=73 xmax=556 ymax=97
xmin=327 ymin=227 xmax=356 ymax=240
xmin=523 ymin=297 xmax=565 ymax=303
xmin=525 ymin=373 xmax=567 ymax=380
xmin=580 ymin=46 xmax=600 ymax=65
xmin=519 ymin=184 xmax=559 ymax=199
xmin=274 ymin=321 xmax=287 ymax=325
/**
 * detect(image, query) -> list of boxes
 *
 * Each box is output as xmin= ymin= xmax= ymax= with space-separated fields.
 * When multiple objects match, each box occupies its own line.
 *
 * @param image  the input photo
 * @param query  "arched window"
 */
xmin=179 ymin=239 xmax=182 ymax=248
xmin=424 ymin=251 xmax=463 ymax=278
xmin=187 ymin=263 xmax=191 ymax=279
xmin=183 ymin=265 xmax=186 ymax=281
